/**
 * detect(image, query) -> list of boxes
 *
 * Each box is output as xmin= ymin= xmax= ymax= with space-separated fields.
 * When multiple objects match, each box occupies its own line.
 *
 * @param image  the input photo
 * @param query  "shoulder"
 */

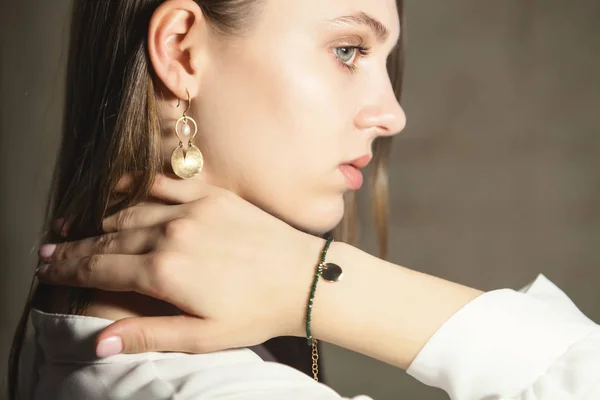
xmin=28 ymin=309 xmax=353 ymax=399
xmin=49 ymin=351 xmax=348 ymax=400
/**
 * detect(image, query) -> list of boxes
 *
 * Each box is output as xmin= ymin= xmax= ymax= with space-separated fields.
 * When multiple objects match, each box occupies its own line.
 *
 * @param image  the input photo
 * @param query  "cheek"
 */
xmin=259 ymin=59 xmax=352 ymax=231
xmin=267 ymin=49 xmax=356 ymax=181
xmin=197 ymin=42 xmax=350 ymax=233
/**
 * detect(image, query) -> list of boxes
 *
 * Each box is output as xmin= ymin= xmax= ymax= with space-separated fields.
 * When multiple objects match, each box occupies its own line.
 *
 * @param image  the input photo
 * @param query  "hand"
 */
xmin=37 ymin=174 xmax=322 ymax=356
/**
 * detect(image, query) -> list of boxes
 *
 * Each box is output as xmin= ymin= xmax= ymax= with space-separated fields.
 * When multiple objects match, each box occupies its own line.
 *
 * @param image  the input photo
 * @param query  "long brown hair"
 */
xmin=8 ymin=1 xmax=405 ymax=398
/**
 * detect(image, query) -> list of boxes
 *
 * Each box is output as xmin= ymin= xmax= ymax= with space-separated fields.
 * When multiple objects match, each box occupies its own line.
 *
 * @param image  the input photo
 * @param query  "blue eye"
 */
xmin=334 ymin=47 xmax=357 ymax=63
xmin=333 ymin=45 xmax=371 ymax=72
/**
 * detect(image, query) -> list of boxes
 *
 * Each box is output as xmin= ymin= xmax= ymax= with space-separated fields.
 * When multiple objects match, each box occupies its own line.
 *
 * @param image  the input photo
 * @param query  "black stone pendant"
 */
xmin=321 ymin=262 xmax=343 ymax=282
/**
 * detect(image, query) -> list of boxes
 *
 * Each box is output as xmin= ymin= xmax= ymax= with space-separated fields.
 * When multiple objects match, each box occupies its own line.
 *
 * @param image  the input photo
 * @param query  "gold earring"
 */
xmin=171 ymin=89 xmax=204 ymax=179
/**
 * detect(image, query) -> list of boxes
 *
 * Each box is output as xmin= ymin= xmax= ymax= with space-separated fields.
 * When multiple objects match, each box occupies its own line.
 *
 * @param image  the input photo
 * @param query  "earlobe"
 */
xmin=147 ymin=0 xmax=205 ymax=100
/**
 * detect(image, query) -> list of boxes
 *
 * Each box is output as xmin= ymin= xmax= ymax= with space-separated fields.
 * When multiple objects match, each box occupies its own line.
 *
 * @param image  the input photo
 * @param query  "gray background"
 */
xmin=1 ymin=1 xmax=599 ymax=399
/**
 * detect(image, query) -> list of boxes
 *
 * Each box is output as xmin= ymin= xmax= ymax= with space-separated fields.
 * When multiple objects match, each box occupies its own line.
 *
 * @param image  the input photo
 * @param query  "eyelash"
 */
xmin=332 ymin=44 xmax=372 ymax=73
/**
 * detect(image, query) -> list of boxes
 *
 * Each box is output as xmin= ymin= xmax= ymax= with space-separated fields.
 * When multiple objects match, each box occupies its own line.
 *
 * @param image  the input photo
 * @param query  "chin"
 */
xmin=286 ymin=196 xmax=345 ymax=236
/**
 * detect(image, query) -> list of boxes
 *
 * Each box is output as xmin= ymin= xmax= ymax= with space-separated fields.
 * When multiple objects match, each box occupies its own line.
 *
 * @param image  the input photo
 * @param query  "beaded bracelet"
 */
xmin=305 ymin=236 xmax=343 ymax=381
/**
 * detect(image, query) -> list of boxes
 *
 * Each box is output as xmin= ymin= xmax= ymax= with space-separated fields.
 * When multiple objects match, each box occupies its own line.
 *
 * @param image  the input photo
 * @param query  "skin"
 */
xmin=39 ymin=178 xmax=484 ymax=369
xmin=85 ymin=0 xmax=405 ymax=321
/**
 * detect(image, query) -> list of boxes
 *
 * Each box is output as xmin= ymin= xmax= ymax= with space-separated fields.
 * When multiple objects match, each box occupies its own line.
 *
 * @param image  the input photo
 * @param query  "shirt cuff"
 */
xmin=406 ymin=274 xmax=597 ymax=400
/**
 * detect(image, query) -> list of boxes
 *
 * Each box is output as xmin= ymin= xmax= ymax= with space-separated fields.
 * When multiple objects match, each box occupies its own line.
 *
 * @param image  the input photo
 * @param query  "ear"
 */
xmin=147 ymin=0 xmax=208 ymax=100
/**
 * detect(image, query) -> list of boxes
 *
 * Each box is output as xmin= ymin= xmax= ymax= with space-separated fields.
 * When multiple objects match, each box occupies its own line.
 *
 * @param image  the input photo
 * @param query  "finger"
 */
xmin=116 ymin=173 xmax=214 ymax=204
xmin=35 ymin=253 xmax=163 ymax=298
xmin=149 ymin=174 xmax=213 ymax=204
xmin=53 ymin=202 xmax=161 ymax=237
xmin=102 ymin=202 xmax=183 ymax=233
xmin=52 ymin=218 xmax=70 ymax=237
xmin=114 ymin=172 xmax=140 ymax=192
xmin=95 ymin=315 xmax=232 ymax=356
xmin=40 ymin=226 xmax=162 ymax=262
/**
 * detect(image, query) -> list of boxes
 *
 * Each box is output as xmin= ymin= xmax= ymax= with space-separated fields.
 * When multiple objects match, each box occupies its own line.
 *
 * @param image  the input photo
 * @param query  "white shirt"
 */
xmin=19 ymin=274 xmax=600 ymax=400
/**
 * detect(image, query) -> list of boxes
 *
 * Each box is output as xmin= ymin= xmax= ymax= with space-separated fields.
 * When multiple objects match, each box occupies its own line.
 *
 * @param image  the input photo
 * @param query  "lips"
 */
xmin=339 ymin=165 xmax=363 ymax=190
xmin=339 ymin=154 xmax=372 ymax=190
xmin=347 ymin=154 xmax=373 ymax=169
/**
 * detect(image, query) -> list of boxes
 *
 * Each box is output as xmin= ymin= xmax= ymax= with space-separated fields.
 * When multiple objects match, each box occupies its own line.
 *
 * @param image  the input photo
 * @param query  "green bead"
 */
xmin=305 ymin=237 xmax=336 ymax=345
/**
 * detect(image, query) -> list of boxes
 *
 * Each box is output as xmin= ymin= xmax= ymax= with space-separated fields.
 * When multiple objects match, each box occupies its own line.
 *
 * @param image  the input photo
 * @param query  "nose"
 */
xmin=353 ymin=88 xmax=406 ymax=137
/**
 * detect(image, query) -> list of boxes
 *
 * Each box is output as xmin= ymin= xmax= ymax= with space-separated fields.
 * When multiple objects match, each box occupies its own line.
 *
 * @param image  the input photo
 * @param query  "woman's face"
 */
xmin=166 ymin=0 xmax=405 ymax=234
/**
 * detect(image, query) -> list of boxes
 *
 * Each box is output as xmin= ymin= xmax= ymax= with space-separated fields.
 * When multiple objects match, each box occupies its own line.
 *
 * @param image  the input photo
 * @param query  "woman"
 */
xmin=10 ymin=0 xmax=405 ymax=397
xmin=8 ymin=0 xmax=599 ymax=399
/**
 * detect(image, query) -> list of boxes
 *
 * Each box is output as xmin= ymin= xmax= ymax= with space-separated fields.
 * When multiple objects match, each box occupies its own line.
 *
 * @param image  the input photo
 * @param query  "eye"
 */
xmin=334 ymin=47 xmax=357 ymax=63
xmin=332 ymin=45 xmax=371 ymax=72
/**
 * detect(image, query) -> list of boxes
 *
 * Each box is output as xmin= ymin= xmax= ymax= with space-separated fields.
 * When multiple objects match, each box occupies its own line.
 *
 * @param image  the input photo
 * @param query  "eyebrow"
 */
xmin=326 ymin=11 xmax=398 ymax=45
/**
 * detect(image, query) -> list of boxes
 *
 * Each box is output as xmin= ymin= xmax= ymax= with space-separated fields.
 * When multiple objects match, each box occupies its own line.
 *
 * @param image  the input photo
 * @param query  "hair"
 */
xmin=7 ymin=0 xmax=405 ymax=398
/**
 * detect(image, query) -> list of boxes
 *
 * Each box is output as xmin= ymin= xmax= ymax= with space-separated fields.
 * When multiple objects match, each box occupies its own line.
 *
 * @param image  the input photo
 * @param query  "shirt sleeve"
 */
xmin=406 ymin=274 xmax=600 ymax=400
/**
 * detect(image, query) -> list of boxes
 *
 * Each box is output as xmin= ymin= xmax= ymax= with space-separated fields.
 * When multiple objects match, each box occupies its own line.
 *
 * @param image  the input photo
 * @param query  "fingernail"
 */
xmin=96 ymin=336 xmax=123 ymax=358
xmin=39 ymin=244 xmax=57 ymax=259
xmin=36 ymin=264 xmax=50 ymax=275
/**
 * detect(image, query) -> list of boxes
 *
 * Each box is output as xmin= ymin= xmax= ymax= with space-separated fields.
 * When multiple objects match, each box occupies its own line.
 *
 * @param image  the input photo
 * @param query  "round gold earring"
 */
xmin=171 ymin=89 xmax=204 ymax=179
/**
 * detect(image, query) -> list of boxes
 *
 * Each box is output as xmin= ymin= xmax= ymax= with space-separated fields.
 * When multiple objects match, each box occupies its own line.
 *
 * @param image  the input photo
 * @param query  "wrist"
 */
xmin=288 ymin=232 xmax=327 ymax=338
xmin=308 ymin=240 xmax=352 ymax=343
xmin=275 ymin=230 xmax=325 ymax=338
xmin=291 ymin=237 xmax=349 ymax=341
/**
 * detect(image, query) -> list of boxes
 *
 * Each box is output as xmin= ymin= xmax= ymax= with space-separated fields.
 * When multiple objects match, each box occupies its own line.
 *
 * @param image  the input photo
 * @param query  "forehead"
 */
xmin=255 ymin=0 xmax=401 ymax=40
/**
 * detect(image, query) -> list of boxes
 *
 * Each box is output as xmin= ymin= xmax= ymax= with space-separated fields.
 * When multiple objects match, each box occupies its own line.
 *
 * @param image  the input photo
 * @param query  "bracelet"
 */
xmin=305 ymin=236 xmax=343 ymax=381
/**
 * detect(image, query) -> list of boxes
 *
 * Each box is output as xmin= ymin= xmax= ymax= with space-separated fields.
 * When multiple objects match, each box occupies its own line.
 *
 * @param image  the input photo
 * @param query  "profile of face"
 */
xmin=149 ymin=0 xmax=406 ymax=234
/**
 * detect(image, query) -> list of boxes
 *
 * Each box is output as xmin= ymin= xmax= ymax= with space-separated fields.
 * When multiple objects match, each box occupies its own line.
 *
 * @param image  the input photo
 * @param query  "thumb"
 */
xmin=95 ymin=314 xmax=227 ymax=357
